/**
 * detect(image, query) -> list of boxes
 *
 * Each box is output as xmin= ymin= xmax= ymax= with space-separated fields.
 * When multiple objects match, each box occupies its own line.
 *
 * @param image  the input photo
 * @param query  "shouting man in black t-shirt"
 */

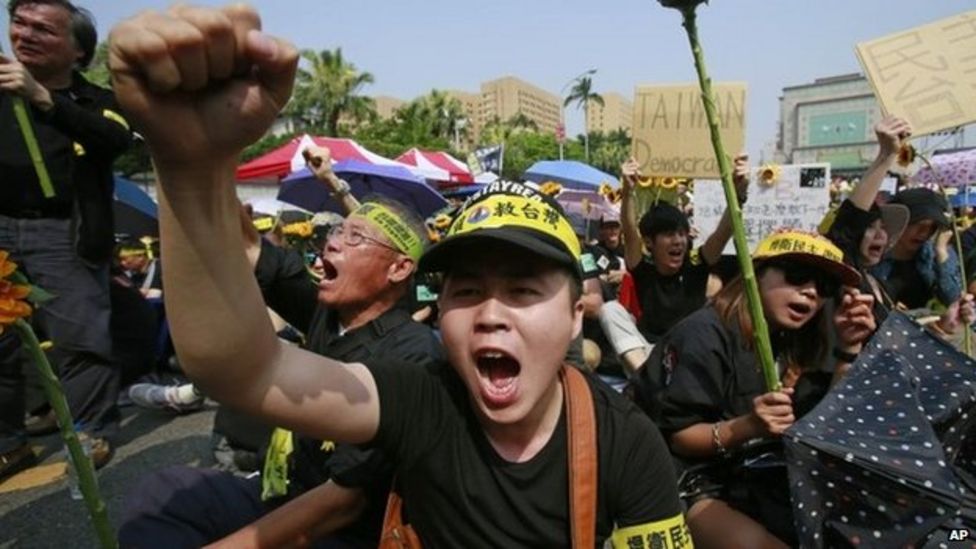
xmin=108 ymin=6 xmax=687 ymax=546
xmin=614 ymin=156 xmax=749 ymax=368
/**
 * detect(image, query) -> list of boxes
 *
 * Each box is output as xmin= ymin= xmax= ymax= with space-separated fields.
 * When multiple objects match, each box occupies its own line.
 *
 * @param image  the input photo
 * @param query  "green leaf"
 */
xmin=27 ymin=285 xmax=55 ymax=305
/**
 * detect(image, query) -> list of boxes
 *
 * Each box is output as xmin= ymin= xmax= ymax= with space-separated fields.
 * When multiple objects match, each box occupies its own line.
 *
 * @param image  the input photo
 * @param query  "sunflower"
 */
xmin=607 ymin=189 xmax=622 ymax=204
xmin=897 ymin=143 xmax=916 ymax=167
xmin=282 ymin=221 xmax=313 ymax=238
xmin=758 ymin=164 xmax=781 ymax=187
xmin=539 ymin=181 xmax=563 ymax=196
xmin=598 ymin=183 xmax=614 ymax=197
xmin=433 ymin=214 xmax=453 ymax=230
xmin=0 ymin=251 xmax=32 ymax=334
xmin=659 ymin=177 xmax=678 ymax=190
xmin=637 ymin=175 xmax=656 ymax=188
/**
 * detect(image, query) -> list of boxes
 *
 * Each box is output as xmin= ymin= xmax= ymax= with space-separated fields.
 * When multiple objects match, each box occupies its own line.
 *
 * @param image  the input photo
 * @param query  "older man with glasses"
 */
xmin=120 ymin=147 xmax=443 ymax=549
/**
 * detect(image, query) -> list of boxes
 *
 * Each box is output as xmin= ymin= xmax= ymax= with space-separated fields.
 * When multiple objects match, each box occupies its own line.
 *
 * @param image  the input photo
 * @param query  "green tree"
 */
xmin=588 ymin=128 xmax=631 ymax=174
xmin=81 ymin=42 xmax=110 ymax=87
xmin=563 ymin=75 xmax=604 ymax=163
xmin=287 ymin=48 xmax=375 ymax=136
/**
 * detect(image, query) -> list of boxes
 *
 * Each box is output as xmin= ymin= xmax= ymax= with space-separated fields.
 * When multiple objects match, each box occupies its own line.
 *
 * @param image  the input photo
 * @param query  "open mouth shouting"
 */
xmin=475 ymin=349 xmax=521 ymax=408
xmin=785 ymin=300 xmax=815 ymax=324
xmin=318 ymin=258 xmax=339 ymax=289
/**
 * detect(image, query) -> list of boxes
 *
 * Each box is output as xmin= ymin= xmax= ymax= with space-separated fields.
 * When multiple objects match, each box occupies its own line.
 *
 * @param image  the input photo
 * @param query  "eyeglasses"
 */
xmin=326 ymin=224 xmax=398 ymax=253
xmin=765 ymin=260 xmax=840 ymax=298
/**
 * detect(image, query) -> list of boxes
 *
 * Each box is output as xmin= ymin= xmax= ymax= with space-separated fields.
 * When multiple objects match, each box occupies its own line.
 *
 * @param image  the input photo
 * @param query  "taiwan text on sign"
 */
xmin=694 ymin=164 xmax=831 ymax=255
xmin=856 ymin=10 xmax=976 ymax=136
xmin=631 ymin=83 xmax=747 ymax=179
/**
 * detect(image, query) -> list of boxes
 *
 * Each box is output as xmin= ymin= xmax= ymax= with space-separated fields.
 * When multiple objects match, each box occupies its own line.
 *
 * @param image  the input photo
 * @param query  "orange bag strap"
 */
xmin=563 ymin=365 xmax=598 ymax=549
xmin=379 ymin=366 xmax=598 ymax=549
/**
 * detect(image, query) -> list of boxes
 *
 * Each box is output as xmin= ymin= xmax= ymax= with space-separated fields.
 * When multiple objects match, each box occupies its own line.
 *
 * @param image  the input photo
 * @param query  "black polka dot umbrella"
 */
xmin=785 ymin=312 xmax=976 ymax=548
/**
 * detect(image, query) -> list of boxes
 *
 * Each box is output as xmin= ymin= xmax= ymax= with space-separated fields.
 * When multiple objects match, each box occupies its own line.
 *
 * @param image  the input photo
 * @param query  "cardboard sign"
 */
xmin=693 ymin=164 xmax=831 ymax=254
xmin=856 ymin=11 xmax=976 ymax=136
xmin=631 ymin=83 xmax=747 ymax=179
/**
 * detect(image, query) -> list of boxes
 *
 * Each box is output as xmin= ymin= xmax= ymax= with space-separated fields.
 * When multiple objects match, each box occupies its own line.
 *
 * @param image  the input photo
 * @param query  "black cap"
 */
xmin=418 ymin=183 xmax=582 ymax=278
xmin=890 ymin=188 xmax=951 ymax=228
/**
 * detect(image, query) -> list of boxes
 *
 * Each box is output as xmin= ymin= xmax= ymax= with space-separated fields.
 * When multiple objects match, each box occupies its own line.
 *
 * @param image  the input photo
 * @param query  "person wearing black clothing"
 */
xmin=610 ymin=155 xmax=749 ymax=371
xmin=113 ymin=10 xmax=686 ymax=545
xmin=0 ymin=0 xmax=132 ymax=477
xmin=119 ymin=197 xmax=442 ymax=549
xmin=634 ymin=230 xmax=875 ymax=548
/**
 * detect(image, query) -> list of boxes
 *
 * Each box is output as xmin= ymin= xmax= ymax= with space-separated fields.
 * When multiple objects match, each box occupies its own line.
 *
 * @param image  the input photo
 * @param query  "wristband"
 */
xmin=330 ymin=178 xmax=351 ymax=198
xmin=832 ymin=347 xmax=859 ymax=363
xmin=712 ymin=421 xmax=728 ymax=456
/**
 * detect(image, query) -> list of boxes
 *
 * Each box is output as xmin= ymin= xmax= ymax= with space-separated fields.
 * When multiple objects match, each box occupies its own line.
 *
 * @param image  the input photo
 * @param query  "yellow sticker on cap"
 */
xmin=447 ymin=194 xmax=581 ymax=260
xmin=611 ymin=514 xmax=693 ymax=549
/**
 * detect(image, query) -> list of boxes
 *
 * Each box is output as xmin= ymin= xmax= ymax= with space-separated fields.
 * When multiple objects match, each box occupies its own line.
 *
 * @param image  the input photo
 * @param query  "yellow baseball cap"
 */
xmin=753 ymin=230 xmax=861 ymax=287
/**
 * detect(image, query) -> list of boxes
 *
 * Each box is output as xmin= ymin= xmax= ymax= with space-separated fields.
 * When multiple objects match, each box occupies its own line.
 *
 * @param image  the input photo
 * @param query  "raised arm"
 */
xmin=620 ymin=158 xmax=643 ymax=270
xmin=108 ymin=4 xmax=378 ymax=443
xmin=847 ymin=116 xmax=911 ymax=211
xmin=699 ymin=153 xmax=749 ymax=266
xmin=303 ymin=145 xmax=361 ymax=214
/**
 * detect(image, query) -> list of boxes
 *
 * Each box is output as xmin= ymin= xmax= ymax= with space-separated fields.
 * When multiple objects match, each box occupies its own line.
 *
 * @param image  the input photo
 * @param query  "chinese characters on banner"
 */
xmin=694 ymin=164 xmax=832 ymax=255
xmin=631 ymin=83 xmax=747 ymax=179
xmin=856 ymin=10 xmax=976 ymax=136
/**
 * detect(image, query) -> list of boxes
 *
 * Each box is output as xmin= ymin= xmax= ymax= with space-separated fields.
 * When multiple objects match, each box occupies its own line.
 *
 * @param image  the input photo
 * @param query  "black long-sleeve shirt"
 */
xmin=0 ymin=71 xmax=133 ymax=262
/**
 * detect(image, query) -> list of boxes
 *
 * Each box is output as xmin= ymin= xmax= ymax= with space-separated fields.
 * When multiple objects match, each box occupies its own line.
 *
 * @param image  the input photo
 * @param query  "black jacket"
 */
xmin=0 ymin=71 xmax=132 ymax=262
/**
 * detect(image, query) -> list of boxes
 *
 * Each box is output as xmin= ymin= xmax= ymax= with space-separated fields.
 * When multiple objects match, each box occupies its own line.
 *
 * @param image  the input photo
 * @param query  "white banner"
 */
xmin=693 ymin=164 xmax=831 ymax=255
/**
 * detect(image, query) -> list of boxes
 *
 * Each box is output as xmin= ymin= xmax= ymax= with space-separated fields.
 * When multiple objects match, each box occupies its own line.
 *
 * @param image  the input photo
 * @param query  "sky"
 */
xmin=13 ymin=0 xmax=975 ymax=158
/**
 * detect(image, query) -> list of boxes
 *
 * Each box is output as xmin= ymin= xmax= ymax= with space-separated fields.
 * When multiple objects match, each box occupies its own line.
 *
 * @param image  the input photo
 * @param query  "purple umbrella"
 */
xmin=913 ymin=148 xmax=976 ymax=188
xmin=278 ymin=160 xmax=447 ymax=217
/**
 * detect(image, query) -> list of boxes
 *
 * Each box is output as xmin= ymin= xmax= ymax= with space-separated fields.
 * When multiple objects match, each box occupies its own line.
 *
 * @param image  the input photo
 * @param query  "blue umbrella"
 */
xmin=278 ymin=160 xmax=447 ymax=217
xmin=522 ymin=160 xmax=619 ymax=190
xmin=113 ymin=176 xmax=158 ymax=237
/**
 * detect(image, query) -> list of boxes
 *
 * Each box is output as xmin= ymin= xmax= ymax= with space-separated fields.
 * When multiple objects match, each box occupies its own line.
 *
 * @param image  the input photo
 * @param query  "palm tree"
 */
xmin=479 ymin=114 xmax=539 ymax=146
xmin=563 ymin=75 xmax=604 ymax=163
xmin=288 ymin=48 xmax=376 ymax=136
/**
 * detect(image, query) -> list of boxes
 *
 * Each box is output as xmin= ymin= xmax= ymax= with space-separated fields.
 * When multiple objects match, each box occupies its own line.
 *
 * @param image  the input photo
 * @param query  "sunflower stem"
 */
xmin=678 ymin=7 xmax=779 ymax=390
xmin=11 ymin=319 xmax=117 ymax=549
xmin=10 ymin=97 xmax=56 ymax=198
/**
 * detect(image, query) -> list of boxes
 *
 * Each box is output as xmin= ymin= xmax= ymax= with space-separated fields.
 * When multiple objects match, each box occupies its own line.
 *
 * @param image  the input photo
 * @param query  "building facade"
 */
xmin=479 ymin=76 xmax=562 ymax=136
xmin=777 ymin=73 xmax=882 ymax=175
xmin=373 ymin=95 xmax=406 ymax=120
xmin=586 ymin=92 xmax=633 ymax=134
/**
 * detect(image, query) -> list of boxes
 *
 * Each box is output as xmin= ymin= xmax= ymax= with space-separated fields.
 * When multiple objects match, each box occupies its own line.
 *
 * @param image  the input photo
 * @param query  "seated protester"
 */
xmin=821 ymin=116 xmax=912 ymax=324
xmin=872 ymin=187 xmax=962 ymax=310
xmin=117 ymin=238 xmax=162 ymax=296
xmin=633 ymin=230 xmax=875 ymax=549
xmin=565 ymin=212 xmax=608 ymax=371
xmin=593 ymin=216 xmax=626 ymax=295
xmin=108 ymin=10 xmax=688 ymax=543
xmin=612 ymin=155 xmax=749 ymax=372
xmin=119 ymin=189 xmax=442 ymax=547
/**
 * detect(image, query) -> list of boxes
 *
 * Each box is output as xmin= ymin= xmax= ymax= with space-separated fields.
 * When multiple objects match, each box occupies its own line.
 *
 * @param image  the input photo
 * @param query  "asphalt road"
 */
xmin=0 ymin=405 xmax=218 ymax=549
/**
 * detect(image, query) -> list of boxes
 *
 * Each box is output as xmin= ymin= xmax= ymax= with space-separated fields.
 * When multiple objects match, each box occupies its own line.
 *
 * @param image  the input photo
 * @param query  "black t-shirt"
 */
xmin=253 ymin=240 xmax=444 ymax=548
xmin=635 ymin=306 xmax=830 ymax=441
xmin=369 ymin=360 xmax=685 ymax=548
xmin=631 ymin=248 xmax=711 ymax=343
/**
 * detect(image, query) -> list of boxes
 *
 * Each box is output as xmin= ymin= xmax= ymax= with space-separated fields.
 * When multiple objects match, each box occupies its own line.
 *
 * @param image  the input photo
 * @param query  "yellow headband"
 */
xmin=351 ymin=203 xmax=424 ymax=261
xmin=447 ymin=194 xmax=581 ymax=259
xmin=118 ymin=249 xmax=147 ymax=258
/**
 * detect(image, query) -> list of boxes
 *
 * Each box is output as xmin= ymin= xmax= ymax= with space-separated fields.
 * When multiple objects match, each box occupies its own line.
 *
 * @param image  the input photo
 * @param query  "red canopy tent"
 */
xmin=397 ymin=148 xmax=474 ymax=185
xmin=236 ymin=134 xmax=429 ymax=181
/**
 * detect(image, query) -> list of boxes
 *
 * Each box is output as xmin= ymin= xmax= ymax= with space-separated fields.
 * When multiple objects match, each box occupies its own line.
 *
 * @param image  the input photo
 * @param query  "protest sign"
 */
xmin=694 ymin=164 xmax=831 ymax=254
xmin=631 ymin=83 xmax=747 ymax=179
xmin=856 ymin=11 xmax=976 ymax=136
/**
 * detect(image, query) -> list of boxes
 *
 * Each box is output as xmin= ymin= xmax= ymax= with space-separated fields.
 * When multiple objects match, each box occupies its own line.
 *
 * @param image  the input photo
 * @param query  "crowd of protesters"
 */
xmin=3 ymin=1 xmax=976 ymax=548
